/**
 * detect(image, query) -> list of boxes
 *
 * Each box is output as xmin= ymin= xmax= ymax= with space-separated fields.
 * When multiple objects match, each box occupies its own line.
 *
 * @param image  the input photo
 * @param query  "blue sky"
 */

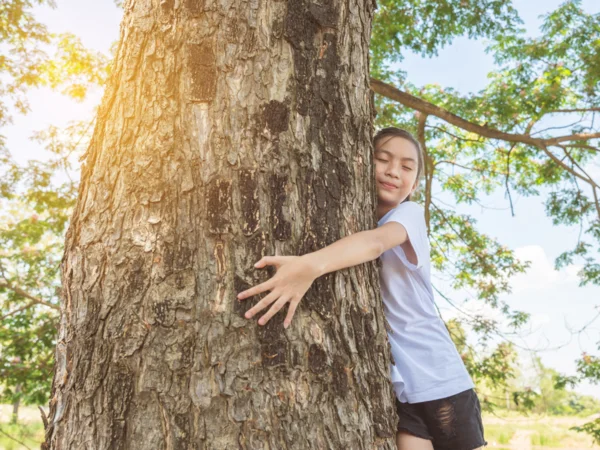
xmin=6 ymin=0 xmax=600 ymax=398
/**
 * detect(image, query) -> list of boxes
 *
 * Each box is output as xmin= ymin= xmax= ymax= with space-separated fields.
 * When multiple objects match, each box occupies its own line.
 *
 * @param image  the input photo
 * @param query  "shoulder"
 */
xmin=397 ymin=201 xmax=424 ymax=212
xmin=387 ymin=202 xmax=427 ymax=241
xmin=378 ymin=202 xmax=426 ymax=228
xmin=391 ymin=201 xmax=425 ymax=220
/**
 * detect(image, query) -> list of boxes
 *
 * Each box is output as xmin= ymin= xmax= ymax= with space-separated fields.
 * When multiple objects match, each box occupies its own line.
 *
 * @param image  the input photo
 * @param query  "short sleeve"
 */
xmin=379 ymin=202 xmax=428 ymax=270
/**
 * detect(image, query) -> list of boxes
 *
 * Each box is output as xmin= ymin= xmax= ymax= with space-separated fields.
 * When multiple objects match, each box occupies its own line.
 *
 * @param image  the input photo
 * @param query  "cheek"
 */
xmin=401 ymin=172 xmax=417 ymax=187
xmin=408 ymin=173 xmax=419 ymax=188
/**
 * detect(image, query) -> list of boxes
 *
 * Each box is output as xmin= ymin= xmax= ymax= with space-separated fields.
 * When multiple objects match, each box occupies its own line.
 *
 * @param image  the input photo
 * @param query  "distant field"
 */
xmin=0 ymin=405 xmax=45 ymax=450
xmin=483 ymin=412 xmax=600 ymax=449
xmin=1 ymin=405 xmax=600 ymax=449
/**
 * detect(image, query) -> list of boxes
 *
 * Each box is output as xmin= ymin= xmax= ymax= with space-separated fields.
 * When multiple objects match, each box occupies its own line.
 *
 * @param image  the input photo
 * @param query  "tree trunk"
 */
xmin=44 ymin=0 xmax=396 ymax=448
xmin=11 ymin=383 xmax=21 ymax=424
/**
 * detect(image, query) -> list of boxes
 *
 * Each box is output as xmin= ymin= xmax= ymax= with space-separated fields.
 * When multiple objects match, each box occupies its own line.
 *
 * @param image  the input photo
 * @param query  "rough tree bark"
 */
xmin=44 ymin=0 xmax=397 ymax=448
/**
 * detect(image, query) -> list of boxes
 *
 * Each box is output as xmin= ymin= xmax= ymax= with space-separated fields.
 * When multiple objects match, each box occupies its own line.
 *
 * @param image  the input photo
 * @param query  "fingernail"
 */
xmin=284 ymin=322 xmax=289 ymax=329
xmin=245 ymin=312 xmax=250 ymax=319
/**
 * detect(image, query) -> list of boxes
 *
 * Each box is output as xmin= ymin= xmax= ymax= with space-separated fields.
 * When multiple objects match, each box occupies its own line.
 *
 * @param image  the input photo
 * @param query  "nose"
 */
xmin=385 ymin=161 xmax=401 ymax=179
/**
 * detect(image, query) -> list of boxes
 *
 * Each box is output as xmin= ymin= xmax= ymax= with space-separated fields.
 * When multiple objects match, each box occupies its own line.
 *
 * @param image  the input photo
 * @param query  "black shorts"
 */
xmin=395 ymin=388 xmax=487 ymax=450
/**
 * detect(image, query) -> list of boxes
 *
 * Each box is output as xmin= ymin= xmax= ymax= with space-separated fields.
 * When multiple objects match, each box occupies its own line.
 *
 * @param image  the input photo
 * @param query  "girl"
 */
xmin=236 ymin=127 xmax=486 ymax=450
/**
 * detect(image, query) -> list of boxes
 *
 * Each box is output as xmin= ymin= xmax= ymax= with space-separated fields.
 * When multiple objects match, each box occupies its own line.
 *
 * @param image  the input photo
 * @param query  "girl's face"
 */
xmin=374 ymin=136 xmax=419 ymax=207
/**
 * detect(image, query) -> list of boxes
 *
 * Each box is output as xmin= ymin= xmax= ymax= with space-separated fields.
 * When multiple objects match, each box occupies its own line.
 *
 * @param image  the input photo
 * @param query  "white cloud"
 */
xmin=585 ymin=160 xmax=600 ymax=180
xmin=510 ymin=245 xmax=581 ymax=293
xmin=433 ymin=247 xmax=600 ymax=398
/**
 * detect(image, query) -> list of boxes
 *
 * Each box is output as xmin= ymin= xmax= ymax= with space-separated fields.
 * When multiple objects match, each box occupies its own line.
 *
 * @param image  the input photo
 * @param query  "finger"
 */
xmin=283 ymin=298 xmax=300 ymax=329
xmin=258 ymin=295 xmax=291 ymax=326
xmin=244 ymin=289 xmax=280 ymax=319
xmin=255 ymin=256 xmax=283 ymax=269
xmin=237 ymin=279 xmax=273 ymax=300
xmin=254 ymin=256 xmax=273 ymax=268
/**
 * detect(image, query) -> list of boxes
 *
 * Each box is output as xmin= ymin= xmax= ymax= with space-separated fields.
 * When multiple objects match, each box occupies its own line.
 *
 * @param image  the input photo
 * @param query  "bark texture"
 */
xmin=44 ymin=0 xmax=397 ymax=448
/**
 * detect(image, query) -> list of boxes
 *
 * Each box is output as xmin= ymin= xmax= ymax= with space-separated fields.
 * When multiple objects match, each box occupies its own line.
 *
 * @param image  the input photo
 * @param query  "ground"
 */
xmin=0 ymin=405 xmax=599 ymax=449
xmin=484 ymin=412 xmax=600 ymax=449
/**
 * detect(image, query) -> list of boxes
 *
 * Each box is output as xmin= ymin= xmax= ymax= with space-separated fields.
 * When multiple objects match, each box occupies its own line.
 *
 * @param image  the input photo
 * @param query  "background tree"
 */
xmin=0 ymin=0 xmax=108 ymax=424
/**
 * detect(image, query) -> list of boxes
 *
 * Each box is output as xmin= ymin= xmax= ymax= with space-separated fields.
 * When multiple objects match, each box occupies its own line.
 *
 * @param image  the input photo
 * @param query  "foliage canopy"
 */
xmin=1 ymin=0 xmax=599 ymax=440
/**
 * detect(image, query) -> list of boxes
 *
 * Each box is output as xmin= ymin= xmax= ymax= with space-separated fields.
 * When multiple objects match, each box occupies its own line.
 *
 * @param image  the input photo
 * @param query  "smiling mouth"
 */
xmin=380 ymin=181 xmax=397 ymax=189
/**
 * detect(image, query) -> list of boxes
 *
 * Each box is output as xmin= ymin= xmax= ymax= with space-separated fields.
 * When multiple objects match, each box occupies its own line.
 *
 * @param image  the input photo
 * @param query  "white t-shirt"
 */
xmin=377 ymin=201 xmax=474 ymax=403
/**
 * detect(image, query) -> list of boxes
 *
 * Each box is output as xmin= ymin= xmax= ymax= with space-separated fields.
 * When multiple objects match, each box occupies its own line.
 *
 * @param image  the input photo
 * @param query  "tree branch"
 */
xmin=592 ymin=187 xmax=600 ymax=222
xmin=558 ymin=145 xmax=600 ymax=217
xmin=426 ymin=125 xmax=484 ymax=144
xmin=557 ymin=146 xmax=599 ymax=188
xmin=550 ymin=108 xmax=600 ymax=114
xmin=417 ymin=113 xmax=433 ymax=235
xmin=0 ymin=281 xmax=59 ymax=311
xmin=370 ymin=78 xmax=600 ymax=147
xmin=371 ymin=77 xmax=600 ymax=222
xmin=530 ymin=118 xmax=587 ymax=137
xmin=505 ymin=144 xmax=517 ymax=217
xmin=435 ymin=160 xmax=506 ymax=176
xmin=0 ymin=300 xmax=39 ymax=321
xmin=538 ymin=144 xmax=598 ymax=189
xmin=564 ymin=143 xmax=599 ymax=153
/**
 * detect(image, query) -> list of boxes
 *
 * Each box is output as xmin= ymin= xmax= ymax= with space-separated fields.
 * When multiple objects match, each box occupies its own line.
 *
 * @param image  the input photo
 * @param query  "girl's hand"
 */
xmin=237 ymin=255 xmax=318 ymax=328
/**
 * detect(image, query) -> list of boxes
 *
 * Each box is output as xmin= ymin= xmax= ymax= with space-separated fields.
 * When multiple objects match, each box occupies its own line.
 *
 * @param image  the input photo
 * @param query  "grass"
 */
xmin=483 ymin=411 xmax=600 ymax=448
xmin=0 ymin=405 xmax=45 ymax=449
xmin=484 ymin=423 xmax=517 ymax=445
xmin=485 ymin=422 xmax=568 ymax=447
xmin=527 ymin=423 xmax=573 ymax=447
xmin=0 ymin=421 xmax=44 ymax=450
xmin=1 ymin=405 xmax=600 ymax=449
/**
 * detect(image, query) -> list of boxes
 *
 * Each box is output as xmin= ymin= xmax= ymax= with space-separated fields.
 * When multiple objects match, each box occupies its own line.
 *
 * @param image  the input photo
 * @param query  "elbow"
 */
xmin=365 ymin=229 xmax=385 ymax=261
xmin=373 ymin=238 xmax=385 ymax=261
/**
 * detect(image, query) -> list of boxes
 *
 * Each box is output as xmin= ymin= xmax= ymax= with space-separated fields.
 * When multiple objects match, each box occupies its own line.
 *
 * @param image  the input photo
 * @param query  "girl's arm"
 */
xmin=237 ymin=221 xmax=409 ymax=328
xmin=305 ymin=222 xmax=410 ymax=277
